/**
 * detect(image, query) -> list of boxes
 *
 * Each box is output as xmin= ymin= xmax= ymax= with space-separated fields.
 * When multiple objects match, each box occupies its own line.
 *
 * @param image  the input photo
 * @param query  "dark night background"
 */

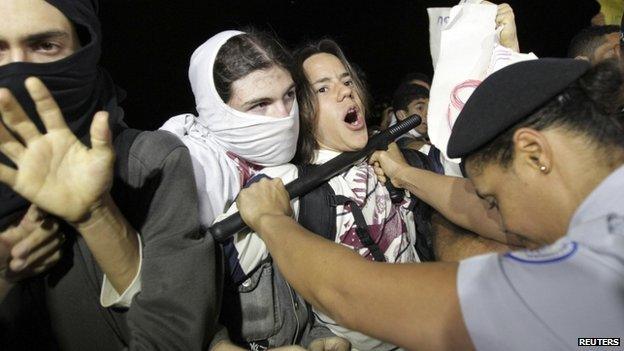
xmin=99 ymin=0 xmax=600 ymax=130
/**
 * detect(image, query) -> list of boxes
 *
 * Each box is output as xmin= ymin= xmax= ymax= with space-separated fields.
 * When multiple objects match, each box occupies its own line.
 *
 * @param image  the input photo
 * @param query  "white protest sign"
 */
xmin=427 ymin=1 xmax=537 ymax=163
xmin=427 ymin=0 xmax=481 ymax=69
xmin=427 ymin=7 xmax=451 ymax=68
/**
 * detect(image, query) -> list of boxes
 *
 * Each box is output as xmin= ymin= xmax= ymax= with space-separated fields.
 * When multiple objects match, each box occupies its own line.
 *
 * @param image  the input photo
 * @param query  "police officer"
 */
xmin=234 ymin=58 xmax=624 ymax=350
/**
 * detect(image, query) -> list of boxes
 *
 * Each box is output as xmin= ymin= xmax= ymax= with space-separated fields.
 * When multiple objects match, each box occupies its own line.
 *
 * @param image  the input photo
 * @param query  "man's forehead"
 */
xmin=0 ymin=0 xmax=73 ymax=35
xmin=0 ymin=0 xmax=73 ymax=41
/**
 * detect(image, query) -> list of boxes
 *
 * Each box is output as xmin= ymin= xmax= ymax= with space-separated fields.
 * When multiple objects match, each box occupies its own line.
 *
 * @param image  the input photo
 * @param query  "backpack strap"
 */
xmin=399 ymin=148 xmax=437 ymax=262
xmin=426 ymin=145 xmax=445 ymax=175
xmin=297 ymin=164 xmax=386 ymax=262
xmin=296 ymin=164 xmax=336 ymax=241
xmin=332 ymin=195 xmax=386 ymax=263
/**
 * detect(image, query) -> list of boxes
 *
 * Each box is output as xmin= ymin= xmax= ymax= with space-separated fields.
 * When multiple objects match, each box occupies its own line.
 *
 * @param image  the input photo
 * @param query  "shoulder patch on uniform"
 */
xmin=505 ymin=241 xmax=578 ymax=264
xmin=607 ymin=213 xmax=624 ymax=236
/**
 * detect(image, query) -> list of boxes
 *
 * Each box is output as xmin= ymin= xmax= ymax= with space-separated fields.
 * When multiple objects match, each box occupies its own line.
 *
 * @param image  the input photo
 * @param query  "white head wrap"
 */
xmin=160 ymin=30 xmax=299 ymax=225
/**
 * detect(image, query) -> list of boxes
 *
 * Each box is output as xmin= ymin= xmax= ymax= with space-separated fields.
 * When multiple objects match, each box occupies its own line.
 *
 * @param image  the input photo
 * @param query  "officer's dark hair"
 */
xmin=392 ymin=82 xmax=430 ymax=112
xmin=400 ymin=72 xmax=432 ymax=87
xmin=292 ymin=39 xmax=371 ymax=165
xmin=567 ymin=25 xmax=620 ymax=59
xmin=213 ymin=29 xmax=292 ymax=103
xmin=467 ymin=59 xmax=624 ymax=172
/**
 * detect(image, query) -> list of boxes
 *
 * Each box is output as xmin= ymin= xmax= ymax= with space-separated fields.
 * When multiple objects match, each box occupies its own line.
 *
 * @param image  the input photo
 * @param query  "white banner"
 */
xmin=427 ymin=1 xmax=537 ymax=163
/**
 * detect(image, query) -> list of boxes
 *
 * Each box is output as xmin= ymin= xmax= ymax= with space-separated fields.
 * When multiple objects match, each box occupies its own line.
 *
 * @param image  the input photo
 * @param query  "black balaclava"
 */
xmin=0 ymin=0 xmax=127 ymax=230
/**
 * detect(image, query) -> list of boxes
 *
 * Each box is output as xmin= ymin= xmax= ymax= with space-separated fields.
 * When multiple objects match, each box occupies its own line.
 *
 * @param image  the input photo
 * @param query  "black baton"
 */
xmin=209 ymin=114 xmax=422 ymax=242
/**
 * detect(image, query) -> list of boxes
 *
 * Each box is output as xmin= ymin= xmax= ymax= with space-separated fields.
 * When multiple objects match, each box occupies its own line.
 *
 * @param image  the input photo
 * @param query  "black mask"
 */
xmin=0 ymin=0 xmax=126 ymax=230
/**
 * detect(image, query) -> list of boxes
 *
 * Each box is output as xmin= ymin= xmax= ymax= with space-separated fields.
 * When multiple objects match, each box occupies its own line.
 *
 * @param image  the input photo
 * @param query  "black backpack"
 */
xmin=297 ymin=148 xmax=436 ymax=262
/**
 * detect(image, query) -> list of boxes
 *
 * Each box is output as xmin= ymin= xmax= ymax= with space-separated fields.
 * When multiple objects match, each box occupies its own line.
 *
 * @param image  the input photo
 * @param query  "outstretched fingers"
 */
xmin=0 ymin=118 xmax=24 ymax=164
xmin=24 ymin=77 xmax=68 ymax=131
xmin=0 ymin=88 xmax=41 ymax=144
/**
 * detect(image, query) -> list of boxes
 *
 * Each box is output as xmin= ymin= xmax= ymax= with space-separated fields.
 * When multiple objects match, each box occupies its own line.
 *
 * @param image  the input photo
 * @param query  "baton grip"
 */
xmin=210 ymin=212 xmax=246 ymax=242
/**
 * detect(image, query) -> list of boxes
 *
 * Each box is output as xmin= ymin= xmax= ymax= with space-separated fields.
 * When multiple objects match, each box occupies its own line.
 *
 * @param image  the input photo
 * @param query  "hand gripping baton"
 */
xmin=208 ymin=114 xmax=422 ymax=242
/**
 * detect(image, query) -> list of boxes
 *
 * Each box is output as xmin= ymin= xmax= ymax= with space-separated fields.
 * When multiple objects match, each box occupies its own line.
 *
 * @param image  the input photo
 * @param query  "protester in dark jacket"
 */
xmin=0 ymin=1 xmax=220 ymax=349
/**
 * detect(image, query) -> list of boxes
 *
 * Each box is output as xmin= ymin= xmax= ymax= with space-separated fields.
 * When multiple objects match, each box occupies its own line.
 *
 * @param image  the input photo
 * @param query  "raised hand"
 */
xmin=0 ymin=77 xmax=114 ymax=223
xmin=495 ymin=3 xmax=519 ymax=52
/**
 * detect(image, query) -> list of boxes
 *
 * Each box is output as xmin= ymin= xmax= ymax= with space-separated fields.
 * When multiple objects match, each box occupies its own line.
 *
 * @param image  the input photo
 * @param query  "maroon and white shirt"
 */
xmin=218 ymin=149 xmax=419 ymax=351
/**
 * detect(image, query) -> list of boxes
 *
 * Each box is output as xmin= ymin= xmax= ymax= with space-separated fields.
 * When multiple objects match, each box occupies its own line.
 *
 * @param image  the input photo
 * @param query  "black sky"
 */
xmin=99 ymin=0 xmax=599 ymax=130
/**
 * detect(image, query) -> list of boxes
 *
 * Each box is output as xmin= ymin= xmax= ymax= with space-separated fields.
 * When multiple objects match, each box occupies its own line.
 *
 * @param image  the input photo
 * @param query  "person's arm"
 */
xmin=397 ymin=166 xmax=508 ymax=242
xmin=431 ymin=212 xmax=518 ymax=261
xmin=370 ymin=143 xmax=509 ymax=243
xmin=74 ymin=194 xmax=139 ymax=294
xmin=123 ymin=132 xmax=221 ymax=350
xmin=236 ymin=178 xmax=474 ymax=351
xmin=0 ymin=78 xmax=138 ymax=293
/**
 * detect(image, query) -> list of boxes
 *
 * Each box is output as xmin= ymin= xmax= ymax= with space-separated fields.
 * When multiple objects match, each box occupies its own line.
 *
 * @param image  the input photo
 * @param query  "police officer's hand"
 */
xmin=308 ymin=336 xmax=351 ymax=351
xmin=0 ymin=205 xmax=62 ymax=283
xmin=237 ymin=178 xmax=293 ymax=233
xmin=369 ymin=142 xmax=409 ymax=187
xmin=0 ymin=77 xmax=114 ymax=223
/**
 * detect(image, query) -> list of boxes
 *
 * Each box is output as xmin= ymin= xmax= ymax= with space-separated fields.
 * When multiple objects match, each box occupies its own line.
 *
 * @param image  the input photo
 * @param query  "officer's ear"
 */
xmin=512 ymin=128 xmax=552 ymax=174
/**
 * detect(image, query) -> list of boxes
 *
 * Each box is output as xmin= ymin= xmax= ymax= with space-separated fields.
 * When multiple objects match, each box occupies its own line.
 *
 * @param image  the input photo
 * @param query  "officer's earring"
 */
xmin=539 ymin=165 xmax=549 ymax=173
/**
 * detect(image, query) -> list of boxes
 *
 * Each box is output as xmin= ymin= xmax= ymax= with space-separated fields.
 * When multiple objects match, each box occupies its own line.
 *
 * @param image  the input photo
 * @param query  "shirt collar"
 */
xmin=568 ymin=164 xmax=624 ymax=239
xmin=312 ymin=149 xmax=342 ymax=165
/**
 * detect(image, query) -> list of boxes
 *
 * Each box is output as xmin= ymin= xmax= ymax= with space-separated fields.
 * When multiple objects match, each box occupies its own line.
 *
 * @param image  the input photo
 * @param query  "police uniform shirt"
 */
xmin=457 ymin=165 xmax=624 ymax=351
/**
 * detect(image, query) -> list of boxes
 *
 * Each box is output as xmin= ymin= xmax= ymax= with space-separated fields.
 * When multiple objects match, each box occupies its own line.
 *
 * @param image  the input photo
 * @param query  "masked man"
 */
xmin=0 ymin=1 xmax=220 ymax=349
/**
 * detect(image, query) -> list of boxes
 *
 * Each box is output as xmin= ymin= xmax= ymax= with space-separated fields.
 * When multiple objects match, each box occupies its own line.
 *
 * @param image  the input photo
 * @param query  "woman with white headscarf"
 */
xmin=160 ymin=30 xmax=299 ymax=227
xmin=160 ymin=30 xmax=347 ymax=350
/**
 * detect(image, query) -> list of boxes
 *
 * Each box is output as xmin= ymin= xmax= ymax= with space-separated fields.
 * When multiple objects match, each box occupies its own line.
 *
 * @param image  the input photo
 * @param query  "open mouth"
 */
xmin=344 ymin=107 xmax=358 ymax=124
xmin=343 ymin=106 xmax=364 ymax=130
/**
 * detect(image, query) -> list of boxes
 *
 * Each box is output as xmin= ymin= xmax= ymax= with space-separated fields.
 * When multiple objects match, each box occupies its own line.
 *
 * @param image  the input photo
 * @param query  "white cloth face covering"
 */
xmin=160 ymin=30 xmax=299 ymax=225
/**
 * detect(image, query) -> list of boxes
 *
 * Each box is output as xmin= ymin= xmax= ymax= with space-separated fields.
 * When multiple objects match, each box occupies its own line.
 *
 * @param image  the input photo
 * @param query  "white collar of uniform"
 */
xmin=567 ymin=164 xmax=624 ymax=241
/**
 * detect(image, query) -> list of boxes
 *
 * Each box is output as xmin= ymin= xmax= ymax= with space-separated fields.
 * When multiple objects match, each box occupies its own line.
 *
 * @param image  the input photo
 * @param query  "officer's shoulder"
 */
xmin=127 ymin=130 xmax=190 ymax=169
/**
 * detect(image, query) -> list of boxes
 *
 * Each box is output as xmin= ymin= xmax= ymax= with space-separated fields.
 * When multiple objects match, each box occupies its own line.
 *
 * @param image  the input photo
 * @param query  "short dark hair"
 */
xmin=291 ymin=39 xmax=371 ymax=165
xmin=392 ymin=82 xmax=429 ymax=112
xmin=467 ymin=59 xmax=624 ymax=172
xmin=568 ymin=25 xmax=620 ymax=59
xmin=400 ymin=72 xmax=431 ymax=86
xmin=213 ymin=29 xmax=292 ymax=103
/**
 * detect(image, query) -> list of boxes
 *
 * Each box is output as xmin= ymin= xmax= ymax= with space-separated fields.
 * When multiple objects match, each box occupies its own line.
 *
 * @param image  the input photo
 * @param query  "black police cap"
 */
xmin=447 ymin=58 xmax=590 ymax=158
